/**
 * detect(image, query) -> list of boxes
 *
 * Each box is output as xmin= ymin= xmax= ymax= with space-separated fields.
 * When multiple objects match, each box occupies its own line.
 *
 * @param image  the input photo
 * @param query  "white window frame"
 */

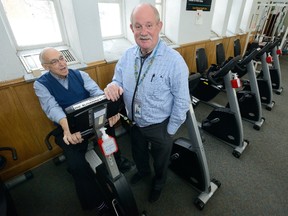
xmin=100 ymin=0 xmax=176 ymax=63
xmin=99 ymin=0 xmax=133 ymax=62
xmin=0 ymin=0 xmax=79 ymax=74
xmin=157 ymin=0 xmax=178 ymax=48
xmin=98 ymin=0 xmax=125 ymax=40
xmin=0 ymin=0 xmax=68 ymax=50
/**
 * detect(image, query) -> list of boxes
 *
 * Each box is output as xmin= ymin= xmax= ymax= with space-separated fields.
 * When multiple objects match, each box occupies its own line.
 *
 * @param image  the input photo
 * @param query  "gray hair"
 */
xmin=130 ymin=3 xmax=160 ymax=24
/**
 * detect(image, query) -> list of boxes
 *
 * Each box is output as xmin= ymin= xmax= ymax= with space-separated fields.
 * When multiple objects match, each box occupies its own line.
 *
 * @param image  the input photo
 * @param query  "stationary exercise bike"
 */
xmin=258 ymin=37 xmax=284 ymax=95
xmin=191 ymin=48 xmax=222 ymax=102
xmin=190 ymin=50 xmax=249 ymax=158
xmin=169 ymin=102 xmax=221 ymax=210
xmin=221 ymin=40 xmax=265 ymax=130
xmin=45 ymin=95 xmax=147 ymax=216
xmin=245 ymin=41 xmax=275 ymax=111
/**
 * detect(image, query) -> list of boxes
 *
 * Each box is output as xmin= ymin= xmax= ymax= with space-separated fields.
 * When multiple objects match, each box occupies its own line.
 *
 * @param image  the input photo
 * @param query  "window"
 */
xmin=98 ymin=0 xmax=174 ymax=62
xmin=239 ymin=0 xmax=255 ymax=33
xmin=98 ymin=0 xmax=131 ymax=62
xmin=226 ymin=0 xmax=247 ymax=35
xmin=98 ymin=0 xmax=123 ymax=39
xmin=0 ymin=0 xmax=80 ymax=74
xmin=211 ymin=0 xmax=229 ymax=37
xmin=0 ymin=0 xmax=65 ymax=49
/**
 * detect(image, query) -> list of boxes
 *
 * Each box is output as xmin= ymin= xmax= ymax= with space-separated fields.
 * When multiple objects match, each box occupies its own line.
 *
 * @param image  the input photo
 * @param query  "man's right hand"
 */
xmin=104 ymin=83 xmax=123 ymax=102
xmin=63 ymin=131 xmax=84 ymax=145
xmin=59 ymin=117 xmax=83 ymax=145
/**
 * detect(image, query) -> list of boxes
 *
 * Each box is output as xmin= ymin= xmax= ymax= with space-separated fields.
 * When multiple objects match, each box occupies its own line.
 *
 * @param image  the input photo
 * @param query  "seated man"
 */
xmin=34 ymin=47 xmax=131 ymax=215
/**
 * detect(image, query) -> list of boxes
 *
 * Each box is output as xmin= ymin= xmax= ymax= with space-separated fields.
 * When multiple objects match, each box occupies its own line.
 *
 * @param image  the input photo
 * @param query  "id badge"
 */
xmin=134 ymin=99 xmax=142 ymax=118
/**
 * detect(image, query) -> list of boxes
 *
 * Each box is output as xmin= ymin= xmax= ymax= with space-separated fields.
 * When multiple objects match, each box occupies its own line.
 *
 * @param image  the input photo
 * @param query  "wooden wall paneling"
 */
xmin=0 ymin=83 xmax=62 ymax=181
xmin=212 ymin=38 xmax=229 ymax=63
xmin=193 ymin=43 xmax=207 ymax=72
xmin=13 ymin=83 xmax=56 ymax=152
xmin=95 ymin=62 xmax=116 ymax=90
xmin=226 ymin=36 xmax=237 ymax=58
xmin=84 ymin=67 xmax=98 ymax=83
xmin=0 ymin=87 xmax=40 ymax=158
xmin=222 ymin=37 xmax=232 ymax=59
xmin=239 ymin=34 xmax=249 ymax=56
xmin=180 ymin=46 xmax=195 ymax=73
xmin=208 ymin=40 xmax=216 ymax=65
xmin=0 ymin=86 xmax=44 ymax=179
xmin=205 ymin=40 xmax=217 ymax=66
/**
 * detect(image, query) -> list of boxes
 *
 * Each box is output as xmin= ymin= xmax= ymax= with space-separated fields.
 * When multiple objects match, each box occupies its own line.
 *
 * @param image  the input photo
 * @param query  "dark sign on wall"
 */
xmin=186 ymin=0 xmax=212 ymax=11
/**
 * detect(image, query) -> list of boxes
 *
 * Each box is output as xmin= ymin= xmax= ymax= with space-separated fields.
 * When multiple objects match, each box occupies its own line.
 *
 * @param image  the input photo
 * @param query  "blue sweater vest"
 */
xmin=37 ymin=69 xmax=90 ymax=110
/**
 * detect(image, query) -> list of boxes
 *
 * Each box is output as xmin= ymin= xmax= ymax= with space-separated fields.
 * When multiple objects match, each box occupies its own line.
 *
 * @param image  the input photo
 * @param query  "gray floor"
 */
xmin=8 ymin=56 xmax=288 ymax=216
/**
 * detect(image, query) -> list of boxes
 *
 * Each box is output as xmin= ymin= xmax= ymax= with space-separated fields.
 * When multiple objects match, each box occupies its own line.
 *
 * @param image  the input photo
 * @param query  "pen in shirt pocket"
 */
xmin=151 ymin=74 xmax=155 ymax=82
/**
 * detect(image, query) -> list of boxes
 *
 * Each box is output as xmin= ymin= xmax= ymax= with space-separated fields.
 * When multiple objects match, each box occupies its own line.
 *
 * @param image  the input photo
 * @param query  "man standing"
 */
xmin=105 ymin=3 xmax=190 ymax=203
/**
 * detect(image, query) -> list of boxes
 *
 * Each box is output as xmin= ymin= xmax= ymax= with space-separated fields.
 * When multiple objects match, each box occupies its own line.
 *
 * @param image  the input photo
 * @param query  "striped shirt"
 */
xmin=111 ymin=39 xmax=190 ymax=135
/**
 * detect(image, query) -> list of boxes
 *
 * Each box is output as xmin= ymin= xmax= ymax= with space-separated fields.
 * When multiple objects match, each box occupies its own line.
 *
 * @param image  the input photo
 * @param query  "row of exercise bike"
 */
xmin=1 ymin=37 xmax=283 ymax=215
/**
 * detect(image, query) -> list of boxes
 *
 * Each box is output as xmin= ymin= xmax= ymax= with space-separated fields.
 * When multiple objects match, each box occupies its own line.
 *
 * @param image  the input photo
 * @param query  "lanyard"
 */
xmin=131 ymin=41 xmax=160 ymax=122
xmin=134 ymin=41 xmax=160 ymax=86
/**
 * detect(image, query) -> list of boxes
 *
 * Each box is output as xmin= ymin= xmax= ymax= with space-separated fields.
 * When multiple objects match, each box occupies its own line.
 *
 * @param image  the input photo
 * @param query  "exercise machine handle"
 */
xmin=0 ymin=147 xmax=17 ymax=160
xmin=239 ymin=47 xmax=261 ymax=66
xmin=269 ymin=37 xmax=281 ymax=50
xmin=232 ymin=47 xmax=261 ymax=77
xmin=44 ymin=127 xmax=63 ymax=150
xmin=207 ymin=55 xmax=241 ymax=85
xmin=256 ymin=42 xmax=272 ymax=58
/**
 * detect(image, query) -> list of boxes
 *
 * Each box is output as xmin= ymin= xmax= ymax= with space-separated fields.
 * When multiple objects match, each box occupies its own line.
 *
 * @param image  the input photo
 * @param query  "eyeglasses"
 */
xmin=44 ymin=55 xmax=66 ymax=66
xmin=133 ymin=22 xmax=157 ymax=32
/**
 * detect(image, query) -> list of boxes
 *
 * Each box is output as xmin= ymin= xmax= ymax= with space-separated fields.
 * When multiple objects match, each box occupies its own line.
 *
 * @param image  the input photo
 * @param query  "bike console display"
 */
xmin=65 ymin=94 xmax=121 ymax=139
